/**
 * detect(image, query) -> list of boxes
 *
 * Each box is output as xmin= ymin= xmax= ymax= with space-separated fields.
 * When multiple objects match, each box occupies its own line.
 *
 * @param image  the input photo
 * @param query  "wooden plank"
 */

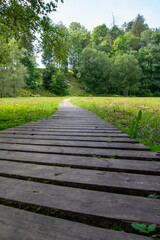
xmin=0 ymin=160 xmax=160 ymax=193
xmin=4 ymin=128 xmax=122 ymax=133
xmin=0 ymin=133 xmax=137 ymax=143
xmin=15 ymin=124 xmax=117 ymax=131
xmin=0 ymin=205 xmax=151 ymax=240
xmin=34 ymin=120 xmax=112 ymax=124
xmin=27 ymin=122 xmax=114 ymax=127
xmin=15 ymin=126 xmax=118 ymax=130
xmin=0 ymin=177 xmax=160 ymax=224
xmin=0 ymin=151 xmax=160 ymax=174
xmin=0 ymin=130 xmax=128 ymax=137
xmin=0 ymin=143 xmax=159 ymax=160
xmin=0 ymin=138 xmax=149 ymax=150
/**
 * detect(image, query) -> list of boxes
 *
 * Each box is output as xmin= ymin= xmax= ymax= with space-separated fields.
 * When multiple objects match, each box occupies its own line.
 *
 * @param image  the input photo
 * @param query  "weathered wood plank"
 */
xmin=0 ymin=133 xmax=137 ymax=142
xmin=0 ymin=130 xmax=129 ymax=137
xmin=0 ymin=160 xmax=160 ymax=193
xmin=22 ymin=122 xmax=111 ymax=127
xmin=0 ymin=143 xmax=159 ymax=160
xmin=16 ymin=125 xmax=116 ymax=130
xmin=5 ymin=128 xmax=122 ymax=133
xmin=0 ymin=177 xmax=160 ymax=224
xmin=0 ymin=151 xmax=160 ymax=174
xmin=0 ymin=150 xmax=160 ymax=175
xmin=0 ymin=138 xmax=149 ymax=150
xmin=34 ymin=120 xmax=112 ymax=124
xmin=1 ymin=205 xmax=151 ymax=240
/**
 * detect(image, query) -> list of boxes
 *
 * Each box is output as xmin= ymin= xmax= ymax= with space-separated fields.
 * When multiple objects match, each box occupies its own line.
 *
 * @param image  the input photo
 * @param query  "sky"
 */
xmin=37 ymin=0 xmax=160 ymax=67
xmin=51 ymin=0 xmax=160 ymax=30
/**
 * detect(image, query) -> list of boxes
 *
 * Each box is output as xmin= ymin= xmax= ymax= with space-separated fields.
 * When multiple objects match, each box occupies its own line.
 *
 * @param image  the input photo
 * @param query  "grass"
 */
xmin=0 ymin=97 xmax=64 ymax=130
xmin=71 ymin=97 xmax=160 ymax=152
xmin=65 ymin=71 xmax=85 ymax=96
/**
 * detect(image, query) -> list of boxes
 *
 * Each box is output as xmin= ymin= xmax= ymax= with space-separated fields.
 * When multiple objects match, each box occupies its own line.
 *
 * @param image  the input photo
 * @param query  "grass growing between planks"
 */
xmin=0 ymin=97 xmax=64 ymax=130
xmin=71 ymin=97 xmax=160 ymax=152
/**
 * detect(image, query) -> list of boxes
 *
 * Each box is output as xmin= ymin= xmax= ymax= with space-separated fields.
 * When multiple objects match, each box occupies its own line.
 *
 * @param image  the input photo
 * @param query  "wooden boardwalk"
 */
xmin=0 ymin=99 xmax=160 ymax=239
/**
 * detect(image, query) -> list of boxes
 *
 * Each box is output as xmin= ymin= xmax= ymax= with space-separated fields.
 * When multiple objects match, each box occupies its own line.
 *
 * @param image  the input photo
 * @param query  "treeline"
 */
xmin=41 ymin=14 xmax=160 ymax=96
xmin=0 ymin=0 xmax=64 ymax=97
xmin=0 ymin=1 xmax=160 ymax=97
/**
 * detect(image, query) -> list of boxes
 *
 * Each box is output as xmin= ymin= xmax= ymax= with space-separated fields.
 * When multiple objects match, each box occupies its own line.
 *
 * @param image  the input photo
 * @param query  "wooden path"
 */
xmin=0 ymin=99 xmax=160 ymax=240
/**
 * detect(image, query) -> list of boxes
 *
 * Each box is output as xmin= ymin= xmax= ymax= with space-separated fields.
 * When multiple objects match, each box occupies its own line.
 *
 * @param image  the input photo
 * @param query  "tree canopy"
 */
xmin=1 ymin=4 xmax=160 ymax=97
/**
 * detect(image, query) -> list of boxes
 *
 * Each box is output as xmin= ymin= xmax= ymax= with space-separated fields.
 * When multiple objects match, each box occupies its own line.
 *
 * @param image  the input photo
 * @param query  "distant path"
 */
xmin=0 ymin=98 xmax=159 ymax=239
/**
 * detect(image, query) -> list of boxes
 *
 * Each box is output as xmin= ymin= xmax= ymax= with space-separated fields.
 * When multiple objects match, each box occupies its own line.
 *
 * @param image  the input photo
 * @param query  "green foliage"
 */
xmin=113 ymin=54 xmax=142 ymax=96
xmin=43 ymin=65 xmax=57 ymax=90
xmin=69 ymin=22 xmax=91 ymax=75
xmin=0 ymin=38 xmax=28 ymax=97
xmin=110 ymin=25 xmax=124 ymax=42
xmin=131 ymin=222 xmax=156 ymax=234
xmin=110 ymin=225 xmax=123 ymax=231
xmin=15 ymin=88 xmax=55 ymax=97
xmin=0 ymin=0 xmax=63 ymax=40
xmin=41 ymin=20 xmax=70 ymax=67
xmin=131 ymin=14 xmax=148 ymax=37
xmin=148 ymin=193 xmax=160 ymax=199
xmin=0 ymin=97 xmax=63 ymax=130
xmin=111 ymin=32 xmax=140 ymax=55
xmin=91 ymin=24 xmax=109 ymax=45
xmin=50 ymin=69 xmax=68 ymax=95
xmin=65 ymin=71 xmax=85 ymax=96
xmin=21 ymin=56 xmax=37 ymax=89
xmin=79 ymin=47 xmax=111 ymax=94
xmin=138 ymin=45 xmax=160 ymax=96
xmin=129 ymin=110 xmax=142 ymax=138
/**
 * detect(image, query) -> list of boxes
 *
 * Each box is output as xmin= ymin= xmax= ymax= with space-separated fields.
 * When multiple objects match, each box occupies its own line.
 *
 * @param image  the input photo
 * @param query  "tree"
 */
xmin=69 ymin=22 xmax=91 ymax=75
xmin=21 ymin=56 xmax=37 ymax=89
xmin=0 ymin=0 xmax=64 ymax=38
xmin=113 ymin=54 xmax=142 ymax=96
xmin=154 ymin=29 xmax=160 ymax=45
xmin=138 ymin=46 xmax=160 ymax=96
xmin=79 ymin=47 xmax=111 ymax=94
xmin=0 ymin=65 xmax=8 ymax=98
xmin=43 ymin=65 xmax=57 ymax=90
xmin=124 ymin=21 xmax=134 ymax=32
xmin=0 ymin=38 xmax=28 ymax=97
xmin=140 ymin=29 xmax=155 ymax=47
xmin=110 ymin=25 xmax=124 ymax=42
xmin=111 ymin=32 xmax=140 ymax=55
xmin=131 ymin=14 xmax=148 ymax=37
xmin=91 ymin=24 xmax=109 ymax=45
xmin=41 ymin=19 xmax=70 ymax=67
xmin=95 ymin=36 xmax=112 ymax=54
xmin=50 ymin=69 xmax=68 ymax=95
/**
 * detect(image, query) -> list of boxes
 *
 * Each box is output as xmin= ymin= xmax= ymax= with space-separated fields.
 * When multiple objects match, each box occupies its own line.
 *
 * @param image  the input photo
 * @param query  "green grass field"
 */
xmin=0 ymin=97 xmax=63 ymax=130
xmin=1 ymin=96 xmax=159 ymax=152
xmin=71 ymin=97 xmax=160 ymax=152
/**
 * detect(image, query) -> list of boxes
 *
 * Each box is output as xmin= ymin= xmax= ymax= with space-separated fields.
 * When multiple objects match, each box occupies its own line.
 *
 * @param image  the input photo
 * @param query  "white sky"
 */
xmin=37 ymin=0 xmax=160 ymax=67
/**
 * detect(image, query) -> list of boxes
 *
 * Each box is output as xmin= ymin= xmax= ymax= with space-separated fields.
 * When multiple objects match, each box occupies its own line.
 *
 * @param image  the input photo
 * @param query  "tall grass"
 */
xmin=71 ymin=97 xmax=160 ymax=152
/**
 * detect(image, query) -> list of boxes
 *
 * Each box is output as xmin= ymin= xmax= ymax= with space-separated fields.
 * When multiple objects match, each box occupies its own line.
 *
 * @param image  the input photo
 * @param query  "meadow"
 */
xmin=0 ymin=96 xmax=159 ymax=152
xmin=0 ymin=97 xmax=63 ymax=130
xmin=71 ymin=97 xmax=160 ymax=152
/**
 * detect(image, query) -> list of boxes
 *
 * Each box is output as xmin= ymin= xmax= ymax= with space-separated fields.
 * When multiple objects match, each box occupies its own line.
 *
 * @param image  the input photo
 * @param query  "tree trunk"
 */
xmin=13 ymin=86 xmax=16 ymax=98
xmin=124 ymin=89 xmax=128 ymax=97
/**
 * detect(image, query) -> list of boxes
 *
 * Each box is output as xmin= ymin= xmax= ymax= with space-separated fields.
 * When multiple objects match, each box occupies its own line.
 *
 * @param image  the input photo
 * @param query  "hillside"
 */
xmin=65 ymin=71 xmax=85 ymax=96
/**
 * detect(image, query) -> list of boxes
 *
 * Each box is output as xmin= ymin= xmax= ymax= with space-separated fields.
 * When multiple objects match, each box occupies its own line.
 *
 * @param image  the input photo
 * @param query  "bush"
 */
xmin=50 ymin=69 xmax=68 ymax=95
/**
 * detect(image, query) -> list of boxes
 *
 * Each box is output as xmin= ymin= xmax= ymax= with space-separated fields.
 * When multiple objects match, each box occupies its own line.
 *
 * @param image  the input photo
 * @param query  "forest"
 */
xmin=0 ymin=0 xmax=160 ymax=97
